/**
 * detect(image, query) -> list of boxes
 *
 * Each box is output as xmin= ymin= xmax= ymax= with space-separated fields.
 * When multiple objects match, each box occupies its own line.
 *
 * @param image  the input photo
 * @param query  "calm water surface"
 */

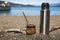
xmin=0 ymin=6 xmax=60 ymax=16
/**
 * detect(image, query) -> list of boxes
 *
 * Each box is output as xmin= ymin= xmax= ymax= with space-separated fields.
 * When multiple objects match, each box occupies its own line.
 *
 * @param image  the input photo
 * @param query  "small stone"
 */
xmin=14 ymin=37 xmax=17 ymax=39
xmin=1 ymin=35 xmax=3 ymax=37
xmin=52 ymin=35 xmax=55 ymax=38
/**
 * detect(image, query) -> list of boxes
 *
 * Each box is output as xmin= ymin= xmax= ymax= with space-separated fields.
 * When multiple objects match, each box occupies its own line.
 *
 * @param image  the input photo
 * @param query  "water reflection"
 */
xmin=0 ymin=10 xmax=10 ymax=16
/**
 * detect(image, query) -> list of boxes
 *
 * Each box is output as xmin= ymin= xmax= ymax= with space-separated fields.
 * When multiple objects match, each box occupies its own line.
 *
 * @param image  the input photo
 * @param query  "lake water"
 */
xmin=0 ymin=6 xmax=60 ymax=16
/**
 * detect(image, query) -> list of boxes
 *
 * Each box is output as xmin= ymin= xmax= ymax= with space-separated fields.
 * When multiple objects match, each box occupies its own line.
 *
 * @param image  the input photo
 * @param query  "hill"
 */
xmin=50 ymin=3 xmax=60 ymax=7
xmin=9 ymin=2 xmax=35 ymax=7
xmin=0 ymin=1 xmax=35 ymax=7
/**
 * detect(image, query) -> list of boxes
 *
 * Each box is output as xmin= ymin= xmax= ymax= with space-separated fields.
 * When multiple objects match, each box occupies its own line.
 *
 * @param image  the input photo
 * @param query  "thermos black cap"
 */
xmin=41 ymin=3 xmax=49 ymax=9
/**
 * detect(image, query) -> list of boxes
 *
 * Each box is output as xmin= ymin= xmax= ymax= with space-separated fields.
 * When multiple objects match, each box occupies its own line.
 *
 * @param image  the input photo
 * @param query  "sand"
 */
xmin=0 ymin=16 xmax=60 ymax=30
xmin=0 ymin=16 xmax=39 ymax=31
xmin=0 ymin=16 xmax=60 ymax=40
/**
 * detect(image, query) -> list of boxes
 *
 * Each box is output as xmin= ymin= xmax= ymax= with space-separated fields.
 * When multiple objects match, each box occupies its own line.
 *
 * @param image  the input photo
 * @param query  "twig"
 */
xmin=49 ymin=26 xmax=60 ymax=32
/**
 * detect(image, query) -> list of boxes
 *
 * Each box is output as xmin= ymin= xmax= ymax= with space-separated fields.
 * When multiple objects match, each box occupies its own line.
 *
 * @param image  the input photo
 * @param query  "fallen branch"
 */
xmin=49 ymin=26 xmax=60 ymax=32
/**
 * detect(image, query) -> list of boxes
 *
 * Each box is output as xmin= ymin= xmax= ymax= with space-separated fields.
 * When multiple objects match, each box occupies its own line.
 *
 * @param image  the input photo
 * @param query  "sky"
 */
xmin=1 ymin=0 xmax=60 ymax=5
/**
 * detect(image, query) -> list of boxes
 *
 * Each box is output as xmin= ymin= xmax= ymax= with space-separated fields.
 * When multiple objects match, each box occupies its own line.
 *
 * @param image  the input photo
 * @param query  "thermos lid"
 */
xmin=41 ymin=3 xmax=49 ymax=9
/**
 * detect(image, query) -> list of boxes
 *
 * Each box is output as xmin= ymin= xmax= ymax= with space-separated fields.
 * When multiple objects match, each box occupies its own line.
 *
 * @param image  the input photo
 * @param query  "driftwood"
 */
xmin=49 ymin=26 xmax=60 ymax=32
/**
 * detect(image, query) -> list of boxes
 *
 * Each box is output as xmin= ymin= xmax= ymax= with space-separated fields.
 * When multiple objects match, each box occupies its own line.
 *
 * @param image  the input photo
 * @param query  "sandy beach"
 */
xmin=0 ymin=16 xmax=60 ymax=40
xmin=0 ymin=16 xmax=60 ymax=30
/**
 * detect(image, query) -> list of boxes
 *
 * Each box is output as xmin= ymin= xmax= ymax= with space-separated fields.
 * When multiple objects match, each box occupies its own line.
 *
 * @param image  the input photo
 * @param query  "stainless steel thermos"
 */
xmin=40 ymin=3 xmax=50 ymax=35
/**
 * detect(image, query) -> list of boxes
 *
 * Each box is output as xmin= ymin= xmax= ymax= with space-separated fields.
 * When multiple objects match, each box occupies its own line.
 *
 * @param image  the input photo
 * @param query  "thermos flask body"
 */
xmin=40 ymin=3 xmax=50 ymax=35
